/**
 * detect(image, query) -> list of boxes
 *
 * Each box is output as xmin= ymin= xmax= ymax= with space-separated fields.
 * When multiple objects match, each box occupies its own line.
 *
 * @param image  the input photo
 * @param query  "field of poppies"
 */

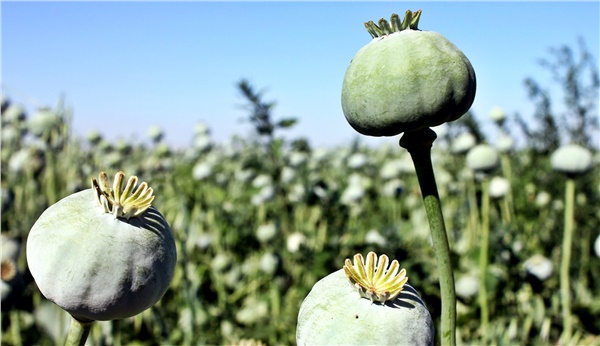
xmin=1 ymin=46 xmax=599 ymax=346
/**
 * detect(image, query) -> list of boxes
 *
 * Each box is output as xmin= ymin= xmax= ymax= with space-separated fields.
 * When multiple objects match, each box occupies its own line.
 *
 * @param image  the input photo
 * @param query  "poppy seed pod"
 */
xmin=2 ymin=104 xmax=26 ymax=123
xmin=489 ymin=107 xmax=506 ymax=125
xmin=27 ymin=172 xmax=176 ymax=322
xmin=28 ymin=108 xmax=60 ymax=137
xmin=551 ymin=144 xmax=592 ymax=176
xmin=466 ymin=144 xmax=500 ymax=174
xmin=523 ymin=254 xmax=553 ymax=281
xmin=489 ymin=176 xmax=510 ymax=199
xmin=2 ymin=234 xmax=25 ymax=306
xmin=450 ymin=132 xmax=476 ymax=155
xmin=147 ymin=125 xmax=164 ymax=143
xmin=495 ymin=133 xmax=514 ymax=153
xmin=341 ymin=10 xmax=476 ymax=137
xmin=297 ymin=252 xmax=434 ymax=345
xmin=455 ymin=274 xmax=479 ymax=301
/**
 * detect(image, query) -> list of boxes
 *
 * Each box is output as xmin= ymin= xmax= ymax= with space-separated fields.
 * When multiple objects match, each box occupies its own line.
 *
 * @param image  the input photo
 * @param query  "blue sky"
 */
xmin=2 ymin=1 xmax=599 ymax=148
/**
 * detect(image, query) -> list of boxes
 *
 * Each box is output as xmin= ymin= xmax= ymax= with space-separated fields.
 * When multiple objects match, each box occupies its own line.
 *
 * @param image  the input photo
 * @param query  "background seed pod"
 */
xmin=551 ymin=144 xmax=593 ymax=175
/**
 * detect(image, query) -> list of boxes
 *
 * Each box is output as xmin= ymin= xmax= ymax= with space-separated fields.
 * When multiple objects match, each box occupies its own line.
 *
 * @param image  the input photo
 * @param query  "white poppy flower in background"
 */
xmin=256 ymin=223 xmax=278 ymax=243
xmin=341 ymin=174 xmax=369 ymax=205
xmin=259 ymin=252 xmax=279 ymax=274
xmin=280 ymin=166 xmax=296 ymax=184
xmin=489 ymin=176 xmax=510 ymax=198
xmin=251 ymin=185 xmax=275 ymax=205
xmin=347 ymin=152 xmax=368 ymax=169
xmin=211 ymin=253 xmax=231 ymax=273
xmin=3 ymin=104 xmax=26 ymax=123
xmin=289 ymin=151 xmax=308 ymax=167
xmin=85 ymin=130 xmax=102 ymax=145
xmin=455 ymin=274 xmax=479 ymax=300
xmin=8 ymin=149 xmax=31 ymax=173
xmin=235 ymin=169 xmax=254 ymax=183
xmin=194 ymin=121 xmax=210 ymax=136
xmin=28 ymin=109 xmax=60 ymax=137
xmin=195 ymin=233 xmax=213 ymax=250
xmin=451 ymin=132 xmax=476 ymax=155
xmin=287 ymin=232 xmax=307 ymax=253
xmin=466 ymin=144 xmax=500 ymax=174
xmin=193 ymin=134 xmax=212 ymax=152
xmin=364 ymin=229 xmax=386 ymax=246
xmin=147 ymin=125 xmax=164 ymax=143
xmin=523 ymin=254 xmax=553 ymax=281
xmin=382 ymin=179 xmax=405 ymax=198
xmin=311 ymin=147 xmax=329 ymax=162
xmin=340 ymin=185 xmax=364 ymax=205
xmin=535 ymin=191 xmax=551 ymax=208
xmin=252 ymin=174 xmax=272 ymax=188
xmin=496 ymin=133 xmax=514 ymax=153
xmin=380 ymin=159 xmax=403 ymax=180
xmin=489 ymin=106 xmax=506 ymax=124
xmin=288 ymin=184 xmax=306 ymax=203
xmin=551 ymin=144 xmax=592 ymax=175
xmin=397 ymin=155 xmax=416 ymax=174
xmin=192 ymin=161 xmax=213 ymax=180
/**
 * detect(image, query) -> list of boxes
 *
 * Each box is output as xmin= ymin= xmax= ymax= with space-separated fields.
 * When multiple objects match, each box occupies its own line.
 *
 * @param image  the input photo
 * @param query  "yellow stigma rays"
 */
xmin=343 ymin=252 xmax=409 ymax=304
xmin=91 ymin=171 xmax=155 ymax=219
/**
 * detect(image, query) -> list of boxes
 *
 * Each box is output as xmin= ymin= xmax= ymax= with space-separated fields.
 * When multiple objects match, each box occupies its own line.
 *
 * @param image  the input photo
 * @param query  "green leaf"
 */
xmin=276 ymin=118 xmax=297 ymax=129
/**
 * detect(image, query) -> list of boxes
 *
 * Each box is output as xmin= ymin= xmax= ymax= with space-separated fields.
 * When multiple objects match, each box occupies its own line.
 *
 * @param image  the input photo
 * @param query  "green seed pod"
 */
xmin=147 ymin=125 xmax=164 ymax=143
xmin=297 ymin=252 xmax=434 ymax=345
xmin=86 ymin=130 xmax=103 ymax=146
xmin=523 ymin=254 xmax=553 ymax=282
xmin=466 ymin=144 xmax=499 ymax=174
xmin=489 ymin=176 xmax=510 ymax=199
xmin=2 ymin=104 xmax=26 ymax=123
xmin=2 ymin=235 xmax=25 ymax=306
xmin=26 ymin=172 xmax=176 ymax=322
xmin=342 ymin=10 xmax=476 ymax=137
xmin=28 ymin=108 xmax=60 ymax=137
xmin=489 ymin=107 xmax=506 ymax=125
xmin=455 ymin=273 xmax=479 ymax=301
xmin=450 ymin=132 xmax=477 ymax=155
xmin=551 ymin=144 xmax=592 ymax=176
xmin=495 ymin=133 xmax=514 ymax=153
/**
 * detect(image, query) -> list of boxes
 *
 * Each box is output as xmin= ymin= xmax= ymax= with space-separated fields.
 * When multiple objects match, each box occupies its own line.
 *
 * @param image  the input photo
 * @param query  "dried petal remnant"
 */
xmin=343 ymin=251 xmax=408 ymax=303
xmin=91 ymin=171 xmax=155 ymax=219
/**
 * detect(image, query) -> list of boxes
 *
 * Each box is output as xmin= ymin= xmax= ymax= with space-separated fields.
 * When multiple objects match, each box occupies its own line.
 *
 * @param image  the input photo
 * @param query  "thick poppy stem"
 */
xmin=65 ymin=316 xmax=93 ymax=346
xmin=559 ymin=178 xmax=575 ymax=344
xmin=400 ymin=128 xmax=456 ymax=346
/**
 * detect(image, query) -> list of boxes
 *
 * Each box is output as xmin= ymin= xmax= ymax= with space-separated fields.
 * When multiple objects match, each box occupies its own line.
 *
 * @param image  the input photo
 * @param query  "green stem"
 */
xmin=500 ymin=196 xmax=511 ymax=224
xmin=478 ymin=177 xmax=490 ymax=341
xmin=10 ymin=310 xmax=22 ymax=346
xmin=500 ymin=154 xmax=514 ymax=220
xmin=65 ymin=316 xmax=93 ymax=346
xmin=467 ymin=173 xmax=480 ymax=249
xmin=400 ymin=128 xmax=456 ymax=346
xmin=559 ymin=178 xmax=575 ymax=344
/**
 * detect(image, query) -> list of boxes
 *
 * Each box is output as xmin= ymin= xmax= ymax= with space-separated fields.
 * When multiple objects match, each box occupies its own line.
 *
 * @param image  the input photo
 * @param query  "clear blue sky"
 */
xmin=2 ymin=1 xmax=599 ymax=148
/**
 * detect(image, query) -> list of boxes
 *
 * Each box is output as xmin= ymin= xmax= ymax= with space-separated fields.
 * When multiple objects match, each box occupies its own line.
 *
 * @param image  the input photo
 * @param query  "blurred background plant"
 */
xmin=1 ymin=42 xmax=599 ymax=345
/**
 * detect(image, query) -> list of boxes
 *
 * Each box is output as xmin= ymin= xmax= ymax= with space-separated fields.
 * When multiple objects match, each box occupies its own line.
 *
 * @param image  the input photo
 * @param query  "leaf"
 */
xmin=276 ymin=118 xmax=297 ymax=129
